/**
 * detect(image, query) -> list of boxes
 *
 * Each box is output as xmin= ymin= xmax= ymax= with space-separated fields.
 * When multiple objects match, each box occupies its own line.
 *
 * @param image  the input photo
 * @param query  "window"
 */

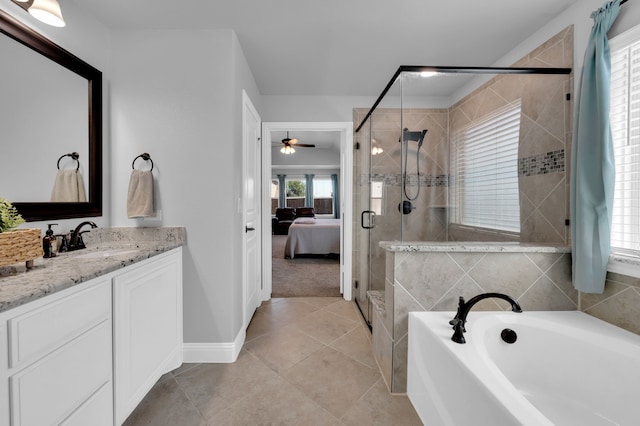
xmin=313 ymin=176 xmax=333 ymax=215
xmin=271 ymin=179 xmax=279 ymax=214
xmin=451 ymin=102 xmax=521 ymax=232
xmin=285 ymin=178 xmax=306 ymax=208
xmin=610 ymin=26 xmax=640 ymax=254
xmin=370 ymin=180 xmax=384 ymax=215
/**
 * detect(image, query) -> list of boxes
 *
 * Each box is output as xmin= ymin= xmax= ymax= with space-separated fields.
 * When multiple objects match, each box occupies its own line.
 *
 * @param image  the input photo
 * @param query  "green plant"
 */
xmin=0 ymin=198 xmax=25 ymax=233
xmin=286 ymin=180 xmax=306 ymax=197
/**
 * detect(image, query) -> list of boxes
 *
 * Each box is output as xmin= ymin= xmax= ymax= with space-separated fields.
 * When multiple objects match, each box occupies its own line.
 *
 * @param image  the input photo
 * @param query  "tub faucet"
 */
xmin=69 ymin=221 xmax=98 ymax=251
xmin=449 ymin=293 xmax=522 ymax=344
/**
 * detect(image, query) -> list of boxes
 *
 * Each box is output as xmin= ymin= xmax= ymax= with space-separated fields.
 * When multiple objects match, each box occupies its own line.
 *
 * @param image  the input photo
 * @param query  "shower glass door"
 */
xmin=353 ymin=81 xmax=403 ymax=327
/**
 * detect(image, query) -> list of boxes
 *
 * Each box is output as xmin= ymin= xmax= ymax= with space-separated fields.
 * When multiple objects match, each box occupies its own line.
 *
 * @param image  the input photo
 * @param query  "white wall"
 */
xmin=0 ymin=0 xmax=111 ymax=233
xmin=262 ymin=95 xmax=376 ymax=122
xmin=272 ymin=147 xmax=340 ymax=167
xmin=110 ymin=28 xmax=261 ymax=345
xmin=231 ymin=32 xmax=262 ymax=338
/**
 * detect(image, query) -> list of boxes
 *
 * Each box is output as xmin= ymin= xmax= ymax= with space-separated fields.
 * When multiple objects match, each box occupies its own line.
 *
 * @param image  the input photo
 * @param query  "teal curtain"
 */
xmin=277 ymin=174 xmax=286 ymax=208
xmin=305 ymin=174 xmax=314 ymax=207
xmin=331 ymin=174 xmax=340 ymax=219
xmin=571 ymin=0 xmax=621 ymax=294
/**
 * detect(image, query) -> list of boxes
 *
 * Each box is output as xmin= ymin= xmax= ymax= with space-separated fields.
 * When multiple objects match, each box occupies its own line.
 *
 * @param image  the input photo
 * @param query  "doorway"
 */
xmin=261 ymin=122 xmax=353 ymax=302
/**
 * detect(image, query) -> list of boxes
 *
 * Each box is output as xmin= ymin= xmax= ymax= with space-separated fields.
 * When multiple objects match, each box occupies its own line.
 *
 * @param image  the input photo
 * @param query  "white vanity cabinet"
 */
xmin=2 ymin=278 xmax=113 ymax=426
xmin=0 ymin=247 xmax=183 ymax=426
xmin=113 ymin=248 xmax=183 ymax=425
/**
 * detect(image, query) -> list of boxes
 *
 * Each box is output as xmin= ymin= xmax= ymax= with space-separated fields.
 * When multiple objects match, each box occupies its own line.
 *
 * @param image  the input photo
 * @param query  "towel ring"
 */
xmin=132 ymin=152 xmax=154 ymax=171
xmin=57 ymin=152 xmax=80 ymax=171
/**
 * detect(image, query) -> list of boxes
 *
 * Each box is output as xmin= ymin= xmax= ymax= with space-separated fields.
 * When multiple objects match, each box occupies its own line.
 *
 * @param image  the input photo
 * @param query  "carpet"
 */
xmin=271 ymin=235 xmax=341 ymax=297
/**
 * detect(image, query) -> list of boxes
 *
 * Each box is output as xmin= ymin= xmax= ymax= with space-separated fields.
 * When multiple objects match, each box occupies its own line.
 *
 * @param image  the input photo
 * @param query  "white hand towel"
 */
xmin=127 ymin=170 xmax=154 ymax=218
xmin=50 ymin=170 xmax=87 ymax=202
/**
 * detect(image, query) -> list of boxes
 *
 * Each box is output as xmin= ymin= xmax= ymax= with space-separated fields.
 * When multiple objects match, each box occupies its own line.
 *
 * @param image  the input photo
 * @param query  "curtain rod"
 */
xmin=354 ymin=65 xmax=571 ymax=133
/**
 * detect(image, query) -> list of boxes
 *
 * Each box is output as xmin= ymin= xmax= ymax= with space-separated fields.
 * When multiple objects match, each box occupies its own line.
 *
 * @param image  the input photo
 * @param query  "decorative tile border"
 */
xmin=360 ymin=173 xmax=450 ymax=188
xmin=518 ymin=149 xmax=565 ymax=176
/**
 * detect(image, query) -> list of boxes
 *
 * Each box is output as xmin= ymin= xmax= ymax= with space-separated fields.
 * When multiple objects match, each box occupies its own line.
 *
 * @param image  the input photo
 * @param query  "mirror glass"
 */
xmin=0 ymin=10 xmax=102 ymax=221
xmin=1 ymin=34 xmax=89 ymax=201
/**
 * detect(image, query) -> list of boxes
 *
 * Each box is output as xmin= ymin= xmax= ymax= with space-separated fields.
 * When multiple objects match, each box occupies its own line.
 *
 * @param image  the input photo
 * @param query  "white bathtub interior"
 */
xmin=407 ymin=311 xmax=640 ymax=426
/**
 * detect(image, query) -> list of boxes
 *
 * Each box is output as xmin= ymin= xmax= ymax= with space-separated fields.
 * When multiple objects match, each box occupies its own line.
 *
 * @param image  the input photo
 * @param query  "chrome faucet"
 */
xmin=449 ymin=293 xmax=522 ymax=344
xmin=68 ymin=221 xmax=98 ymax=251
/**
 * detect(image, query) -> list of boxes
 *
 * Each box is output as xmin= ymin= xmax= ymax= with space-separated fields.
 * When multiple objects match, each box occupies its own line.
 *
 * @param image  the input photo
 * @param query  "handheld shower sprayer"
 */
xmin=399 ymin=128 xmax=428 ymax=209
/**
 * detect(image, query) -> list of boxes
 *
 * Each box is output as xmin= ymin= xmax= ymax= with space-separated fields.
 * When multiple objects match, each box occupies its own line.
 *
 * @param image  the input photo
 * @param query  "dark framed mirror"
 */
xmin=0 ymin=9 xmax=102 ymax=221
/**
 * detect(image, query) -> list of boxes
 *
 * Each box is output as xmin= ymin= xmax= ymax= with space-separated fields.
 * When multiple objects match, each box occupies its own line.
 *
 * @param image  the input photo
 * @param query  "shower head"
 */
xmin=401 ymin=129 xmax=428 ymax=149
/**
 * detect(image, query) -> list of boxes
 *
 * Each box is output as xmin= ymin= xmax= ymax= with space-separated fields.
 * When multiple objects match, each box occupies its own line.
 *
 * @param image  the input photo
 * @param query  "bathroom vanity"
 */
xmin=0 ymin=227 xmax=185 ymax=426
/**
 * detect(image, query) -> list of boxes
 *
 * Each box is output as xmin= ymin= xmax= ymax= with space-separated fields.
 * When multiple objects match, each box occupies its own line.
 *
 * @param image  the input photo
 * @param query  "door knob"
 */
xmin=245 ymin=226 xmax=255 ymax=232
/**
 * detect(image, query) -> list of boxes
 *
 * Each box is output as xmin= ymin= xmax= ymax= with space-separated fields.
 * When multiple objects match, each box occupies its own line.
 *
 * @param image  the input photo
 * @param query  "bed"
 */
xmin=284 ymin=218 xmax=341 ymax=259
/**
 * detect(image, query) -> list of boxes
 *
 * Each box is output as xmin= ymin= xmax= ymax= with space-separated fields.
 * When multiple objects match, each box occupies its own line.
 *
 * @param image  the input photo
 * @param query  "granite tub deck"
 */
xmin=0 ymin=227 xmax=185 ymax=313
xmin=374 ymin=241 xmax=573 ymax=394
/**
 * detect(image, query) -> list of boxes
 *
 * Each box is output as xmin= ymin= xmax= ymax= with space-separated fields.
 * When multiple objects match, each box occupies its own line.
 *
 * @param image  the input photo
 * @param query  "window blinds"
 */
xmin=452 ymin=102 xmax=521 ymax=232
xmin=611 ymin=35 xmax=640 ymax=253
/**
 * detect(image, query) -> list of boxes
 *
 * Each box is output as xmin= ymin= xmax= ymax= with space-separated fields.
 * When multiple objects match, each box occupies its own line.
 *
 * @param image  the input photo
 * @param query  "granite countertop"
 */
xmin=379 ymin=240 xmax=571 ymax=253
xmin=0 ymin=227 xmax=186 ymax=314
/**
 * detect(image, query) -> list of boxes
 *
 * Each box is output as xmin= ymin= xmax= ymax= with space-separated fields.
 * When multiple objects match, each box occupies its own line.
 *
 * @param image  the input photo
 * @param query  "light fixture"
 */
xmin=280 ymin=145 xmax=295 ymax=155
xmin=28 ymin=0 xmax=66 ymax=27
xmin=372 ymin=146 xmax=384 ymax=155
xmin=371 ymin=138 xmax=383 ymax=155
xmin=420 ymin=71 xmax=439 ymax=78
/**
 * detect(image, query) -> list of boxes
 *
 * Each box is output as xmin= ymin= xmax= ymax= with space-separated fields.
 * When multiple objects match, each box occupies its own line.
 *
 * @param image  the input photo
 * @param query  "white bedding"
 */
xmin=284 ymin=218 xmax=340 ymax=259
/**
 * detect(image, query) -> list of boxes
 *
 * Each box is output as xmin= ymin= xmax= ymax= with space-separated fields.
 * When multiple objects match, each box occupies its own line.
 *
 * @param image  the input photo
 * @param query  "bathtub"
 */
xmin=407 ymin=311 xmax=640 ymax=426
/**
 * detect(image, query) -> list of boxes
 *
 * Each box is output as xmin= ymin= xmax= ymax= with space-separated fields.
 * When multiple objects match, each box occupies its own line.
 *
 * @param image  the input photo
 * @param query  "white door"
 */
xmin=242 ymin=91 xmax=262 ymax=328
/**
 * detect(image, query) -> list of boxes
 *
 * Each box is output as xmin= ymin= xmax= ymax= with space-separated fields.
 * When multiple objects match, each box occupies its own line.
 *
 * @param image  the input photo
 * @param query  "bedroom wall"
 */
xmin=271 ymin=147 xmax=340 ymax=168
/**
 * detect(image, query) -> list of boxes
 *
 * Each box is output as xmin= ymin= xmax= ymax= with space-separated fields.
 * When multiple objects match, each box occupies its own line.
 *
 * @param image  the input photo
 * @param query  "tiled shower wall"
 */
xmin=448 ymin=26 xmax=574 ymax=243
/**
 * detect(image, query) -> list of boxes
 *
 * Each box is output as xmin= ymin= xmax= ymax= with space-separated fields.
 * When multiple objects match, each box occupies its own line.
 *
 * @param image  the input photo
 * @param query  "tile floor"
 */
xmin=124 ymin=297 xmax=422 ymax=425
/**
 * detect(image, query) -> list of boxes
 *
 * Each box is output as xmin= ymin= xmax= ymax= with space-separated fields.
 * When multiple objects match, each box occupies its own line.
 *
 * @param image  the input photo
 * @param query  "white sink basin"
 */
xmin=74 ymin=248 xmax=140 ymax=259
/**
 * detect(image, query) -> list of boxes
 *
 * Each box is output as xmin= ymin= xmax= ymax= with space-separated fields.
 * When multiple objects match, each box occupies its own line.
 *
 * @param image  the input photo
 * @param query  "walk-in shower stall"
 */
xmin=353 ymin=60 xmax=573 ymax=326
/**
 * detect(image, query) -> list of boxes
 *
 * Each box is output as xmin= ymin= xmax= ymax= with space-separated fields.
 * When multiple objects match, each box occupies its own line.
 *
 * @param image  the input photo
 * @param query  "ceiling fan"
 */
xmin=276 ymin=132 xmax=315 ymax=154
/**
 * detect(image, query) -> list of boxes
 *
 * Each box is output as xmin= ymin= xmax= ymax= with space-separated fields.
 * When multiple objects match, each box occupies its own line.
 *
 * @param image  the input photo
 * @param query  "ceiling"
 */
xmin=75 ymin=0 xmax=581 ymax=97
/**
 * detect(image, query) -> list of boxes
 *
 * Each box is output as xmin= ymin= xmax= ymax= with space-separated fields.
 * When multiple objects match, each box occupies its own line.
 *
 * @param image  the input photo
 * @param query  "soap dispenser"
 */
xmin=42 ymin=223 xmax=57 ymax=258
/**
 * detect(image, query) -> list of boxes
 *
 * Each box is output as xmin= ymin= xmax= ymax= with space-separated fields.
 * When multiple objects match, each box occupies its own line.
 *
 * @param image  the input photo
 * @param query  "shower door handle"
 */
xmin=361 ymin=210 xmax=376 ymax=229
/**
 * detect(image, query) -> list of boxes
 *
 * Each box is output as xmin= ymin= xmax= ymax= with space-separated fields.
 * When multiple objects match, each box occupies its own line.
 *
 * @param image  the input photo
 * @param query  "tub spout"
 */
xmin=449 ymin=293 xmax=522 ymax=344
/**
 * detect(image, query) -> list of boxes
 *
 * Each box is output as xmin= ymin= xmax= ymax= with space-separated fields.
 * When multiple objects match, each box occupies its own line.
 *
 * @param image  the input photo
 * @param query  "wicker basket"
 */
xmin=0 ymin=228 xmax=43 ymax=268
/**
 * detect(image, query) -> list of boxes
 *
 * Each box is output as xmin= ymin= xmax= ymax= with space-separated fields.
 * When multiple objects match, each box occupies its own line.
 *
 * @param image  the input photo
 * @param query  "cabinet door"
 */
xmin=0 ymin=323 xmax=8 ymax=426
xmin=10 ymin=321 xmax=112 ymax=426
xmin=113 ymin=249 xmax=182 ymax=425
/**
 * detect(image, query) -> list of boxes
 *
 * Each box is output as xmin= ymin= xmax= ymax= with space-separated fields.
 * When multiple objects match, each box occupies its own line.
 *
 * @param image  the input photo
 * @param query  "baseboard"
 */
xmin=182 ymin=328 xmax=245 ymax=363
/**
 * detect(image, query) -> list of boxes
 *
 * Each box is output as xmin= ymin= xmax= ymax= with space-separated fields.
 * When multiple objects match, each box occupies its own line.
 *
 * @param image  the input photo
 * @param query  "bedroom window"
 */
xmin=285 ymin=178 xmax=306 ymax=208
xmin=451 ymin=101 xmax=521 ymax=233
xmin=313 ymin=176 xmax=333 ymax=215
xmin=610 ymin=25 xmax=640 ymax=255
xmin=271 ymin=179 xmax=279 ymax=214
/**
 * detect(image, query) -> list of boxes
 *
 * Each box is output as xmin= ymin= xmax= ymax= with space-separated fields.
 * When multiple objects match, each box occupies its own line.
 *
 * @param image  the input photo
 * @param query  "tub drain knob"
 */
xmin=501 ymin=328 xmax=518 ymax=344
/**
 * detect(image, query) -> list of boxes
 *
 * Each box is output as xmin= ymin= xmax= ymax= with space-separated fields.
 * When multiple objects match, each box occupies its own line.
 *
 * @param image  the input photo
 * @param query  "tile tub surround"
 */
xmin=375 ymin=241 xmax=574 ymax=393
xmin=581 ymin=270 xmax=640 ymax=336
xmin=0 ymin=227 xmax=185 ymax=313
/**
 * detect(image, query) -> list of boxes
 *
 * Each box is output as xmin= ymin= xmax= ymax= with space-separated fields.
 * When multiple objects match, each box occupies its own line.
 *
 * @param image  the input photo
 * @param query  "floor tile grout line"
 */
xmin=168 ymin=376 xmax=208 ymax=423
xmin=336 ymin=377 xmax=386 ymax=423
